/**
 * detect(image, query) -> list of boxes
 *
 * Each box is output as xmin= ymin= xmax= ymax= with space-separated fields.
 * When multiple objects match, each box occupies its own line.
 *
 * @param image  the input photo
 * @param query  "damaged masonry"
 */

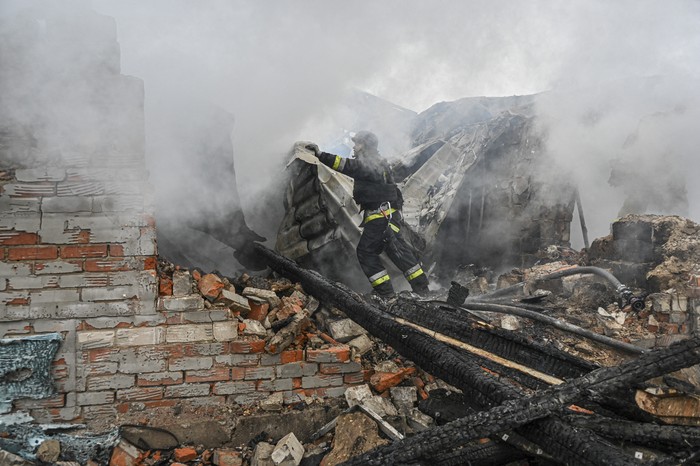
xmin=2 ymin=4 xmax=700 ymax=466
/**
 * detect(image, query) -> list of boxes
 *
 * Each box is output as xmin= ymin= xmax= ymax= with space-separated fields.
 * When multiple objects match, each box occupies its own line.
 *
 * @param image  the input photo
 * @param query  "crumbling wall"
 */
xmin=0 ymin=6 xmax=158 ymax=421
xmin=588 ymin=215 xmax=700 ymax=343
xmin=1 ymin=7 xmax=364 ymax=430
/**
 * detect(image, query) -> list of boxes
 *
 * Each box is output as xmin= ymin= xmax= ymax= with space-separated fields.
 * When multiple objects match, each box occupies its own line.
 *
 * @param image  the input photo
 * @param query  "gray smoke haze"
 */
xmin=3 ymin=0 xmax=699 ymax=256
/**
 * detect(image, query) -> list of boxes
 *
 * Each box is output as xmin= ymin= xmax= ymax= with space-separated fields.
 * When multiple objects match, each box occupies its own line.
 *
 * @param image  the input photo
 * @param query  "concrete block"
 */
xmin=2 ymin=182 xmax=55 ymax=197
xmin=245 ymin=367 xmax=275 ymax=380
xmin=0 ymin=262 xmax=32 ymax=277
xmin=242 ymin=319 xmax=267 ymax=337
xmin=215 ymin=354 xmax=260 ymax=366
xmin=0 ymin=214 xmax=41 ymax=233
xmin=650 ymin=293 xmax=672 ymax=313
xmin=158 ymin=295 xmax=204 ymax=312
xmin=328 ymin=318 xmax=367 ymax=343
xmin=34 ymin=261 xmax=82 ymax=275
xmin=271 ymin=432 xmax=304 ymax=466
xmin=173 ymin=271 xmax=193 ymax=296
xmin=344 ymin=384 xmax=372 ymax=408
xmin=165 ymin=383 xmax=210 ymax=398
xmin=77 ymin=330 xmax=115 ymax=349
xmin=92 ymin=195 xmax=144 ymax=213
xmin=166 ymin=323 xmax=213 ymax=343
xmin=55 ymin=181 xmax=104 ymax=197
xmin=220 ymin=289 xmax=251 ymax=313
xmin=76 ymin=391 xmax=115 ymax=406
xmin=116 ymin=327 xmax=165 ymax=346
xmin=242 ymin=287 xmax=281 ymax=309
xmin=672 ymin=295 xmax=688 ymax=312
xmin=259 ymin=392 xmax=285 ymax=413
xmin=232 ymin=391 xmax=271 ymax=405
xmin=390 ymin=386 xmax=417 ymax=413
xmin=41 ymin=196 xmax=92 ymax=212
xmin=29 ymin=289 xmax=80 ymax=303
xmin=669 ymin=312 xmax=688 ymax=324
xmin=82 ymin=285 xmax=137 ymax=301
xmin=213 ymin=321 xmax=238 ymax=341
xmin=363 ymin=395 xmax=398 ymax=418
xmin=34 ymin=301 xmax=135 ymax=320
xmin=116 ymin=387 xmax=164 ymax=401
xmin=0 ymin=195 xmax=41 ymax=214
xmin=137 ymin=372 xmax=184 ymax=386
xmin=6 ymin=275 xmax=57 ymax=290
xmin=15 ymin=168 xmax=66 ymax=182
xmin=86 ymin=374 xmax=135 ymax=391
xmin=347 ymin=334 xmax=374 ymax=355
xmin=0 ymin=279 xmax=5 ymax=291
xmin=257 ymin=378 xmax=294 ymax=392
xmin=251 ymin=441 xmax=274 ymax=466
xmin=276 ymin=362 xmax=317 ymax=378
xmin=319 ymin=362 xmax=362 ymax=374
xmin=212 ymin=381 xmax=256 ymax=395
xmin=169 ymin=357 xmax=213 ymax=371
xmin=301 ymin=374 xmax=343 ymax=389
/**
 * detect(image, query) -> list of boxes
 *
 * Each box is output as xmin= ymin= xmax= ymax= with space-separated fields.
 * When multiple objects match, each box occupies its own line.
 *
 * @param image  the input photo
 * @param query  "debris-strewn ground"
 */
xmin=2 ymin=215 xmax=698 ymax=465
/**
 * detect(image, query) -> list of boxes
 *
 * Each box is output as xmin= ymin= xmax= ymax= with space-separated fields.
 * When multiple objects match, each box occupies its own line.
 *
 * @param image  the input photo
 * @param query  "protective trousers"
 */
xmin=356 ymin=216 xmax=429 ymax=297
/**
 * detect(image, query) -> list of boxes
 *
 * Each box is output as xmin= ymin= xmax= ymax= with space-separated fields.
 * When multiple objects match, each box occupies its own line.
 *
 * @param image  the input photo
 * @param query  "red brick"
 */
xmin=159 ymin=277 xmax=173 ymax=296
xmin=229 ymin=340 xmax=266 ymax=354
xmin=280 ymin=349 xmax=304 ymax=364
xmin=0 ymin=231 xmax=39 ymax=246
xmin=144 ymin=257 xmax=157 ymax=270
xmin=84 ymin=259 xmax=131 ymax=272
xmin=230 ymin=367 xmax=246 ymax=380
xmin=8 ymin=246 xmax=58 ymax=261
xmin=61 ymin=244 xmax=108 ymax=259
xmin=109 ymin=441 xmax=143 ymax=466
xmin=185 ymin=367 xmax=230 ymax=383
xmin=306 ymin=346 xmax=351 ymax=363
xmin=174 ymin=447 xmax=198 ymax=462
xmin=110 ymin=244 xmax=125 ymax=257
xmin=247 ymin=301 xmax=269 ymax=321
xmin=292 ymin=377 xmax=302 ymax=389
xmin=199 ymin=273 xmax=224 ymax=301
xmin=370 ymin=367 xmax=416 ymax=393
xmin=343 ymin=372 xmax=365 ymax=384
xmin=213 ymin=449 xmax=242 ymax=466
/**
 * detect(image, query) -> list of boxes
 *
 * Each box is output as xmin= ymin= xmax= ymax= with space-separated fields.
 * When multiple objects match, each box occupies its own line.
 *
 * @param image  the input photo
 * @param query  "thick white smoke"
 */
xmin=3 ymin=0 xmax=699 ymax=253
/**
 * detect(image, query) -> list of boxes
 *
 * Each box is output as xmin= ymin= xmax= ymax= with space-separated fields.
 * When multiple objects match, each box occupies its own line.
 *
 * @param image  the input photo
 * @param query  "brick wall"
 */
xmin=0 ymin=6 xmax=365 ymax=429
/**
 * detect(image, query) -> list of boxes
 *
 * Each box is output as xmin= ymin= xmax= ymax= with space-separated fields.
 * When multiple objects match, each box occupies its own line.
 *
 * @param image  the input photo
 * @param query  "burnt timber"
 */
xmin=255 ymin=243 xmax=700 ymax=465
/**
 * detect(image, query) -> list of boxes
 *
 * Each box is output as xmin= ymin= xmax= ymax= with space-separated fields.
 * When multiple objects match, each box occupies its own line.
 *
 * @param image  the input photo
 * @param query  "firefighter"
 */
xmin=306 ymin=131 xmax=430 ymax=299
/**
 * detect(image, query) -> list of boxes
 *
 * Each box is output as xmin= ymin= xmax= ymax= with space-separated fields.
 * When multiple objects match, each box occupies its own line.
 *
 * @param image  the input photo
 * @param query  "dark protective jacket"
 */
xmin=317 ymin=149 xmax=401 ymax=211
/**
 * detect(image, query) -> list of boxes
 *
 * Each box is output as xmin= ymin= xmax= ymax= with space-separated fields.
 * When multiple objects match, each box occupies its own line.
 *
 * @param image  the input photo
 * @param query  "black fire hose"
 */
xmin=471 ymin=266 xmax=646 ymax=312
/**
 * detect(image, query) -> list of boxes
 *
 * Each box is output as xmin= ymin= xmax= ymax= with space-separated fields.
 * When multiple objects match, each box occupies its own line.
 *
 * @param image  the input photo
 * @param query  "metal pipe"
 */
xmin=429 ymin=299 xmax=644 ymax=354
xmin=472 ymin=266 xmax=645 ymax=311
xmin=574 ymin=187 xmax=590 ymax=249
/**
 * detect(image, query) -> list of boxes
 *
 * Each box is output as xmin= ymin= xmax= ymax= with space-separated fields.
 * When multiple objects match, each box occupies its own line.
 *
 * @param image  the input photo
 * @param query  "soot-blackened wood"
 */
xmin=393 ymin=299 xmax=655 ymax=423
xmin=255 ymin=244 xmax=641 ymax=465
xmin=344 ymin=337 xmax=700 ymax=465
xmin=390 ymin=298 xmax=594 ymax=380
xmin=566 ymin=414 xmax=700 ymax=451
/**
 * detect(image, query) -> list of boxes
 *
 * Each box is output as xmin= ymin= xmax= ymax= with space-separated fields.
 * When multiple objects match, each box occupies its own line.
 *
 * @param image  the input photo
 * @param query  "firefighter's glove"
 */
xmin=305 ymin=143 xmax=320 ymax=157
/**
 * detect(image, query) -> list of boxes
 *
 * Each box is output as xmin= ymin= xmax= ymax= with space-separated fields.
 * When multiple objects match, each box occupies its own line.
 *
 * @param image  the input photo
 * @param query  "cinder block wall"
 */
xmin=1 ymin=6 xmax=364 ymax=428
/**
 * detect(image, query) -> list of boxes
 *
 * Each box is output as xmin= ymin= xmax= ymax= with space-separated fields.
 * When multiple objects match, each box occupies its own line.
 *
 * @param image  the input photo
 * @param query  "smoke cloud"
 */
xmin=3 ymin=0 xmax=699 ymax=256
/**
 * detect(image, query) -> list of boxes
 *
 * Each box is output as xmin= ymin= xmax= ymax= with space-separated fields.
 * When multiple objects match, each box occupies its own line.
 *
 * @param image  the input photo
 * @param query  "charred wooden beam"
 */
xmin=254 ymin=244 xmax=650 ymax=465
xmin=390 ymin=298 xmax=595 ymax=381
xmin=566 ymin=414 xmax=700 ymax=451
xmin=346 ymin=336 xmax=699 ymax=465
